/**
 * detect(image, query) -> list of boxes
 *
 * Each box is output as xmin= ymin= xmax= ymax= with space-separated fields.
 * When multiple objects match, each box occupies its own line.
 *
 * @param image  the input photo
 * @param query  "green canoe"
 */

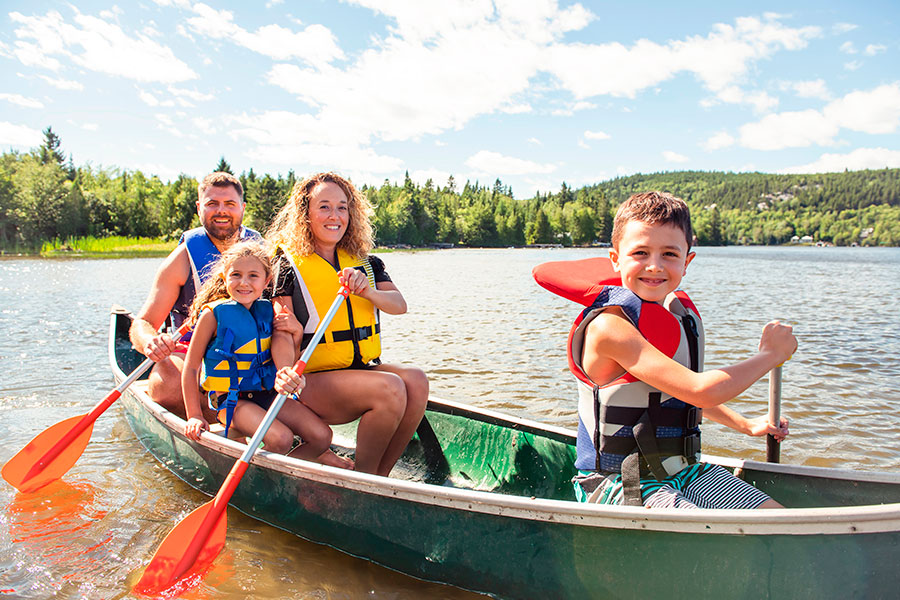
xmin=110 ymin=307 xmax=900 ymax=599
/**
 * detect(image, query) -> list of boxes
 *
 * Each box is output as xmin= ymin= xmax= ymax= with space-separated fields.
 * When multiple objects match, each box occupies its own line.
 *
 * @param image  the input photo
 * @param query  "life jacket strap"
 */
xmin=303 ymin=322 xmax=381 ymax=346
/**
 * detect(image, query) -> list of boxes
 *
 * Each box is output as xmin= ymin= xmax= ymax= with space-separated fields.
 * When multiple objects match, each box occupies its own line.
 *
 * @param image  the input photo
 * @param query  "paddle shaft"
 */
xmin=169 ymin=285 xmax=349 ymax=582
xmin=766 ymin=365 xmax=782 ymax=463
xmin=20 ymin=320 xmax=192 ymax=484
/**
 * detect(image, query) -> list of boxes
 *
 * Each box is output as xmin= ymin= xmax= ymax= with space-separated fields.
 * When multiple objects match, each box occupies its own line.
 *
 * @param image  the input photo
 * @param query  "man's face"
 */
xmin=197 ymin=184 xmax=244 ymax=241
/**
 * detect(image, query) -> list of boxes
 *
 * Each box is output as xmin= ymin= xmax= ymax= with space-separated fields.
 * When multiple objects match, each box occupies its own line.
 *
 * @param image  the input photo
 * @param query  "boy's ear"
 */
xmin=684 ymin=251 xmax=696 ymax=273
xmin=608 ymin=247 xmax=621 ymax=272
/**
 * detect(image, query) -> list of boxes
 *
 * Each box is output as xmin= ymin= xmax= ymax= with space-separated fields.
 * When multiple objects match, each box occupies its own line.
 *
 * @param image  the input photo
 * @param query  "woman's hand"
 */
xmin=339 ymin=267 xmax=371 ymax=298
xmin=275 ymin=366 xmax=306 ymax=396
xmin=185 ymin=416 xmax=209 ymax=440
xmin=745 ymin=415 xmax=790 ymax=442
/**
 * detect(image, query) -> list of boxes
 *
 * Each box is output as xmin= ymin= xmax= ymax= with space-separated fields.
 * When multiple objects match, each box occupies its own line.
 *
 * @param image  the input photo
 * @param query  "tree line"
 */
xmin=2 ymin=128 xmax=899 ymax=251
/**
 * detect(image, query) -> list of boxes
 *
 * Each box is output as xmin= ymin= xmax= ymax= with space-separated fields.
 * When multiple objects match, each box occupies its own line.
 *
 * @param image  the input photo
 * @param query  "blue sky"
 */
xmin=1 ymin=1 xmax=898 ymax=198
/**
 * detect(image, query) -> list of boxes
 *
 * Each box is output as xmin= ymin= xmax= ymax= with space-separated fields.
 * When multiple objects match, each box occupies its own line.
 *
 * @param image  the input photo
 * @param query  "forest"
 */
xmin=2 ymin=127 xmax=899 ymax=252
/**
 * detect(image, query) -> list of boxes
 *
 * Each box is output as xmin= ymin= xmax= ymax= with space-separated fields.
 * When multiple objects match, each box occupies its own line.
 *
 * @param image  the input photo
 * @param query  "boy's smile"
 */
xmin=609 ymin=220 xmax=695 ymax=303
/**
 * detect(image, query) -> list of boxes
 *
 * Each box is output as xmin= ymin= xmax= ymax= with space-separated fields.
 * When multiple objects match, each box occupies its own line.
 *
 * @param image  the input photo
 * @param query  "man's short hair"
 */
xmin=611 ymin=191 xmax=693 ymax=250
xmin=198 ymin=171 xmax=243 ymax=201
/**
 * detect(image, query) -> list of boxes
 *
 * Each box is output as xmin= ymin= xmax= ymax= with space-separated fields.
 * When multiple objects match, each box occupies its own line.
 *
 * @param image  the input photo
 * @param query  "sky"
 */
xmin=1 ymin=1 xmax=898 ymax=198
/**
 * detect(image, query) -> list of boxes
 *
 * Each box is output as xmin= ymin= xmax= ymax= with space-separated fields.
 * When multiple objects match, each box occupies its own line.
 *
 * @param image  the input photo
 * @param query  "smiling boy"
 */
xmin=571 ymin=191 xmax=797 ymax=509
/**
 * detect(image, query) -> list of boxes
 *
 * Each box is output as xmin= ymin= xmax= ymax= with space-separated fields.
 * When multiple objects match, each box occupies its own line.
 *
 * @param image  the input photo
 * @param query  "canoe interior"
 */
xmin=112 ymin=309 xmax=900 ymax=508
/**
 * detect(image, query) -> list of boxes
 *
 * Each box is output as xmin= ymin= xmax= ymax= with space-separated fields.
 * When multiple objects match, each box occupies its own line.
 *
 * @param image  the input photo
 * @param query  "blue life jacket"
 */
xmin=200 ymin=298 xmax=277 ymax=435
xmin=169 ymin=226 xmax=261 ymax=331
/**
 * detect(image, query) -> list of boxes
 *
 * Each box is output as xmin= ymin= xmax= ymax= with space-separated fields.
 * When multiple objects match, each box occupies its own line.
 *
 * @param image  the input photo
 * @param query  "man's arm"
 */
xmin=129 ymin=245 xmax=191 ymax=361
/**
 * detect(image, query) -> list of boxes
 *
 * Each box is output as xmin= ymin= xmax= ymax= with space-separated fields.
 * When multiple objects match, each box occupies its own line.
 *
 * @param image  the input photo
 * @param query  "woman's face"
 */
xmin=308 ymin=181 xmax=349 ymax=249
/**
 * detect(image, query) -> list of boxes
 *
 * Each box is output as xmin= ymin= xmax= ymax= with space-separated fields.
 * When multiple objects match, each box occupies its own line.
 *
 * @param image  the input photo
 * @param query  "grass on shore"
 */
xmin=39 ymin=236 xmax=177 ymax=258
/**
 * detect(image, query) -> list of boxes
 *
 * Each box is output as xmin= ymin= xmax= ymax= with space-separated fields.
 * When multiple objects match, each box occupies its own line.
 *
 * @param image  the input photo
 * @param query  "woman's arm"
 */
xmin=339 ymin=267 xmax=407 ymax=314
xmin=181 ymin=310 xmax=216 ymax=439
xmin=583 ymin=308 xmax=796 ymax=409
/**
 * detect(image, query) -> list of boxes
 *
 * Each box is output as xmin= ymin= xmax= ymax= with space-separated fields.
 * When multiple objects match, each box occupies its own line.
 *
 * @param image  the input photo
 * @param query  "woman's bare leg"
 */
xmin=299 ymin=369 xmax=406 ymax=474
xmin=371 ymin=364 xmax=429 ymax=477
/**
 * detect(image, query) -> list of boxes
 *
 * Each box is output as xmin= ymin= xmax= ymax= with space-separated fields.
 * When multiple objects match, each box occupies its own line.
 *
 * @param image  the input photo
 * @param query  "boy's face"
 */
xmin=609 ymin=220 xmax=695 ymax=303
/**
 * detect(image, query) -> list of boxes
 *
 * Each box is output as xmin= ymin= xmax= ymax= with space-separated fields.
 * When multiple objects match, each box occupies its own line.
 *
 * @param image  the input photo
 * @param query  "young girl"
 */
xmin=181 ymin=240 xmax=338 ymax=464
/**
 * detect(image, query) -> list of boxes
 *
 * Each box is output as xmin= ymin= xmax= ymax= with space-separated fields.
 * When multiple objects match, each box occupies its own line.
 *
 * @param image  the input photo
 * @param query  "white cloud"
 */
xmin=663 ymin=150 xmax=689 ymax=163
xmin=780 ymin=148 xmax=900 ymax=173
xmin=186 ymin=4 xmax=344 ymax=65
xmin=409 ymin=168 xmax=451 ymax=188
xmin=844 ymin=60 xmax=862 ymax=71
xmin=227 ymin=110 xmax=404 ymax=175
xmin=542 ymin=14 xmax=819 ymax=103
xmin=527 ymin=137 xmax=542 ymax=145
xmin=67 ymin=119 xmax=99 ymax=131
xmin=138 ymin=89 xmax=175 ymax=107
xmin=465 ymin=150 xmax=556 ymax=176
xmin=577 ymin=139 xmax=590 ymax=149
xmin=832 ymin=23 xmax=857 ymax=34
xmin=780 ymin=78 xmax=830 ymax=100
xmin=702 ymin=131 xmax=735 ymax=151
xmin=0 ymin=121 xmax=43 ymax=147
xmin=739 ymin=83 xmax=900 ymax=149
xmin=840 ymin=41 xmax=857 ymax=54
xmin=0 ymin=93 xmax=44 ymax=109
xmin=9 ymin=9 xmax=196 ymax=83
xmin=865 ymin=44 xmax=887 ymax=56
xmin=38 ymin=74 xmax=84 ymax=90
xmin=584 ymin=130 xmax=610 ymax=140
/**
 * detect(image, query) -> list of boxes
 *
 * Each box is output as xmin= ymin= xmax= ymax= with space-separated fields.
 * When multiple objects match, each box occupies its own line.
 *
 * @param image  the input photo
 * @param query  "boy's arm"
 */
xmin=181 ymin=311 xmax=215 ymax=438
xmin=583 ymin=308 xmax=796 ymax=409
xmin=703 ymin=405 xmax=789 ymax=441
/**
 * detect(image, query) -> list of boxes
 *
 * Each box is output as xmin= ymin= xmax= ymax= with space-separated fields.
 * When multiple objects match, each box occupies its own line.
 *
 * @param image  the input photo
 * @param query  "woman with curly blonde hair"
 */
xmin=267 ymin=172 xmax=428 ymax=476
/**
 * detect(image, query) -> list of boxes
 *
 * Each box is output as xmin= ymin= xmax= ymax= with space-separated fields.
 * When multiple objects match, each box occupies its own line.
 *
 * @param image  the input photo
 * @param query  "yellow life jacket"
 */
xmin=278 ymin=245 xmax=381 ymax=373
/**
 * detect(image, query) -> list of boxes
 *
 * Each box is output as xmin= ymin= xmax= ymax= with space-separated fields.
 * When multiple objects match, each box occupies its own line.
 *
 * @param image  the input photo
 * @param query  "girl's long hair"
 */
xmin=266 ymin=172 xmax=374 ymax=258
xmin=187 ymin=240 xmax=274 ymax=324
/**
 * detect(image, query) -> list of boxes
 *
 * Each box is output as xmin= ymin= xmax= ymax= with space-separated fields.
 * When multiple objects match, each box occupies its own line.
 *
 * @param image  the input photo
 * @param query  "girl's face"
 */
xmin=307 ymin=181 xmax=349 ymax=252
xmin=224 ymin=255 xmax=270 ymax=308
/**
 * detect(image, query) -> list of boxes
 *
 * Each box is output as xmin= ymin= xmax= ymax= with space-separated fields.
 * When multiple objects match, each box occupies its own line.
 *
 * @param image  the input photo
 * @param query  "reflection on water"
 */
xmin=1 ymin=247 xmax=899 ymax=598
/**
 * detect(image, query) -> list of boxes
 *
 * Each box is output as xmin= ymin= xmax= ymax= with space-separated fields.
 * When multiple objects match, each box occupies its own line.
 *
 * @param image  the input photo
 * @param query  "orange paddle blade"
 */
xmin=2 ymin=414 xmax=94 ymax=493
xmin=134 ymin=500 xmax=227 ymax=595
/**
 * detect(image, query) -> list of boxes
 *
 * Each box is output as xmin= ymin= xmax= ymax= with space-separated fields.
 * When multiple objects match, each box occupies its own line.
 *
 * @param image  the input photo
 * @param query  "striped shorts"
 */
xmin=574 ymin=463 xmax=772 ymax=509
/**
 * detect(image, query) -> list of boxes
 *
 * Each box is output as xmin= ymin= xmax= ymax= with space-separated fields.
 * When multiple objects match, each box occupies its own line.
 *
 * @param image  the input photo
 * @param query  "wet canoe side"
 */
xmin=111 ymin=308 xmax=900 ymax=599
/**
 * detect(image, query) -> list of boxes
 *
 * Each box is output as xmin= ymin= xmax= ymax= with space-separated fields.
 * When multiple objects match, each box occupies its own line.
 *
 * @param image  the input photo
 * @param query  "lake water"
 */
xmin=1 ymin=246 xmax=899 ymax=599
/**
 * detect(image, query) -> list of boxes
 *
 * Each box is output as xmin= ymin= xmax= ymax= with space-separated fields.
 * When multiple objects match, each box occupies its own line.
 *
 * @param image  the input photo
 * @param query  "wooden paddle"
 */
xmin=2 ymin=321 xmax=192 ymax=494
xmin=134 ymin=284 xmax=350 ymax=595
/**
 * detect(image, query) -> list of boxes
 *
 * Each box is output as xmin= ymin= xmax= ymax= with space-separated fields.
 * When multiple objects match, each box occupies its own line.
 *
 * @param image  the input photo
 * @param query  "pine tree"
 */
xmin=215 ymin=157 xmax=233 ymax=174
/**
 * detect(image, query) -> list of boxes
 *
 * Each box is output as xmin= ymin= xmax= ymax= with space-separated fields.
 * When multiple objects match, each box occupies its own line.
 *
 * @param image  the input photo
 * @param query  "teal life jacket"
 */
xmin=200 ymin=298 xmax=277 ymax=435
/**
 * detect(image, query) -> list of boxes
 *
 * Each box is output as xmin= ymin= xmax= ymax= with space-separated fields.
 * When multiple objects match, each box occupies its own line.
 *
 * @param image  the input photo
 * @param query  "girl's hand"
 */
xmin=746 ymin=415 xmax=790 ymax=441
xmin=339 ymin=267 xmax=370 ymax=298
xmin=758 ymin=321 xmax=797 ymax=365
xmin=273 ymin=307 xmax=302 ymax=336
xmin=185 ymin=416 xmax=209 ymax=440
xmin=275 ymin=367 xmax=306 ymax=396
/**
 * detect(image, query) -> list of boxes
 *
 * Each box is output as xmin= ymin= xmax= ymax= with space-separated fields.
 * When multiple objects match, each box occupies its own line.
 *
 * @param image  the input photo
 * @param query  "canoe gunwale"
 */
xmin=109 ymin=307 xmax=900 ymax=537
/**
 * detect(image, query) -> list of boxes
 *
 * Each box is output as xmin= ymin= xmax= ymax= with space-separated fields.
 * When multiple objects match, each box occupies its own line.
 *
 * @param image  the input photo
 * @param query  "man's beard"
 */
xmin=204 ymin=215 xmax=239 ymax=241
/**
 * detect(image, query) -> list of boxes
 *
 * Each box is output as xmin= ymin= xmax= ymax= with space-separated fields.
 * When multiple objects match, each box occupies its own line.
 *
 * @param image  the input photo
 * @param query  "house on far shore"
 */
xmin=800 ymin=235 xmax=814 ymax=244
xmin=791 ymin=235 xmax=800 ymax=243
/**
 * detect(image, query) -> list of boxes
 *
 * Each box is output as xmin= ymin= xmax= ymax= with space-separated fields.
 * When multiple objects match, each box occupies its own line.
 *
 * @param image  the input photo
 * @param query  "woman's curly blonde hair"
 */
xmin=187 ymin=240 xmax=273 ymax=324
xmin=266 ymin=172 xmax=374 ymax=258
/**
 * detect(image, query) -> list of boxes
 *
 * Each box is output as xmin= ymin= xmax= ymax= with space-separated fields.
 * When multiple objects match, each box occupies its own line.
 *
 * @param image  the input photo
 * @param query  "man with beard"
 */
xmin=129 ymin=171 xmax=260 ymax=419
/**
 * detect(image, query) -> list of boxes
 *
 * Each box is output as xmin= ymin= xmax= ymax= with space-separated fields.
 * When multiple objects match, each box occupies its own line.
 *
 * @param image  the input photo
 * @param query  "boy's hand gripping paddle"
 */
xmin=2 ymin=321 xmax=193 ymax=493
xmin=133 ymin=284 xmax=350 ymax=595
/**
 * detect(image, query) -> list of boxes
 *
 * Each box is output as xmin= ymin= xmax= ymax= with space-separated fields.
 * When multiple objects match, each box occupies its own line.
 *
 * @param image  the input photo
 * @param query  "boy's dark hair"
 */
xmin=611 ymin=191 xmax=693 ymax=250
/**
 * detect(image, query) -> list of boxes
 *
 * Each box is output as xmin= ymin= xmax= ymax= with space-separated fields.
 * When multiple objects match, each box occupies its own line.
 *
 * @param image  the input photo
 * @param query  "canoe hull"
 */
xmin=111 ymin=308 xmax=900 ymax=599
